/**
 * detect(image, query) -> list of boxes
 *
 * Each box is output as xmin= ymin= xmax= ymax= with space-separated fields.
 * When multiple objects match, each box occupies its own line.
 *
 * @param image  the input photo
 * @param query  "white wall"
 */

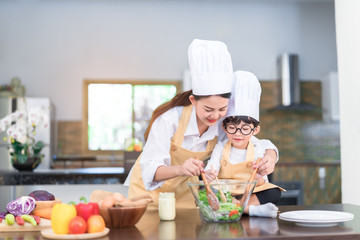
xmin=335 ymin=0 xmax=360 ymax=205
xmin=0 ymin=0 xmax=336 ymax=121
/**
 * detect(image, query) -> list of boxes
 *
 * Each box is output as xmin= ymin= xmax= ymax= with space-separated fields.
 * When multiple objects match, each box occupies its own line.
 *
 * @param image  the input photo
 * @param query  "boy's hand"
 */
xmin=204 ymin=169 xmax=218 ymax=183
xmin=254 ymin=173 xmax=265 ymax=186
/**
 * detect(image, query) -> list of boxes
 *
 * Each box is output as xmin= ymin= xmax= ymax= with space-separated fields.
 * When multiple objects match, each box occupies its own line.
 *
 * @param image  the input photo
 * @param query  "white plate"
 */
xmin=279 ymin=210 xmax=354 ymax=227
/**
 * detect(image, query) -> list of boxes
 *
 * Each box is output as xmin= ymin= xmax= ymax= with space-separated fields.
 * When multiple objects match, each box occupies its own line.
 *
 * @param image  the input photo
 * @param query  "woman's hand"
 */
xmin=252 ymin=149 xmax=277 ymax=176
xmin=154 ymin=157 xmax=204 ymax=182
xmin=204 ymin=169 xmax=218 ymax=183
xmin=179 ymin=157 xmax=204 ymax=177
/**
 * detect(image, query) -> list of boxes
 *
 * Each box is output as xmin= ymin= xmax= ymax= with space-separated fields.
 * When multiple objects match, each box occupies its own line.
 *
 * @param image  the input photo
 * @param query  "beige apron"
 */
xmin=218 ymin=140 xmax=284 ymax=193
xmin=128 ymin=105 xmax=218 ymax=209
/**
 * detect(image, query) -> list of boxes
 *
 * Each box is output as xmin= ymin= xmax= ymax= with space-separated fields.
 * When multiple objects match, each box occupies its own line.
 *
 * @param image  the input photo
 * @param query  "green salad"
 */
xmin=197 ymin=189 xmax=243 ymax=222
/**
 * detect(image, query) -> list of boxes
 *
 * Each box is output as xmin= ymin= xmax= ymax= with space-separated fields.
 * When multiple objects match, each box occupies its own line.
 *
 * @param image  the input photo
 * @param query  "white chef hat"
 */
xmin=188 ymin=39 xmax=233 ymax=96
xmin=226 ymin=71 xmax=262 ymax=121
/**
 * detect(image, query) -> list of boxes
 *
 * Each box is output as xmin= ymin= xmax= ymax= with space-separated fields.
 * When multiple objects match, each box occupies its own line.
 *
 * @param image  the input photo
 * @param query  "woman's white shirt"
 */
xmin=124 ymin=106 xmax=219 ymax=190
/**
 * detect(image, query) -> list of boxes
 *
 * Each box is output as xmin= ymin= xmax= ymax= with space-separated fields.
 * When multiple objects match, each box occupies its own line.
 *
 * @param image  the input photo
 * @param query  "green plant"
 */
xmin=10 ymin=139 xmax=45 ymax=164
xmin=0 ymin=104 xmax=49 ymax=165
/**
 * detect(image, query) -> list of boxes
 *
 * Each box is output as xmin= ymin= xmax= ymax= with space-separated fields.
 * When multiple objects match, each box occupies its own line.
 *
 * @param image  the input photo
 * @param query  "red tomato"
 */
xmin=228 ymin=210 xmax=239 ymax=217
xmin=68 ymin=216 xmax=87 ymax=234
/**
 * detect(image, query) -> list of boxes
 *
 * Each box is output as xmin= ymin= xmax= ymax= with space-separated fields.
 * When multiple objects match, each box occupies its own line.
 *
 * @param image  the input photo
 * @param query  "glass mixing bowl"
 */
xmin=188 ymin=179 xmax=257 ymax=222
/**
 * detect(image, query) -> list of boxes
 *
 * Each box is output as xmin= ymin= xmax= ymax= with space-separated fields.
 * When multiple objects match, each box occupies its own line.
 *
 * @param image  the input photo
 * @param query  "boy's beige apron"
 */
xmin=128 ymin=105 xmax=218 ymax=209
xmin=218 ymin=140 xmax=284 ymax=193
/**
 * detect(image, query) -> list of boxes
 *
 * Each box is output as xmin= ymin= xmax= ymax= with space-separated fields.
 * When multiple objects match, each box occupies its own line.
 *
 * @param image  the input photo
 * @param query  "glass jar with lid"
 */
xmin=158 ymin=192 xmax=176 ymax=221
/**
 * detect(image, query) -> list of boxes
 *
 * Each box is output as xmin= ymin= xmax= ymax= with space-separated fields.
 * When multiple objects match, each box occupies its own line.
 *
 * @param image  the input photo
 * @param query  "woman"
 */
xmin=125 ymin=39 xmax=277 ymax=209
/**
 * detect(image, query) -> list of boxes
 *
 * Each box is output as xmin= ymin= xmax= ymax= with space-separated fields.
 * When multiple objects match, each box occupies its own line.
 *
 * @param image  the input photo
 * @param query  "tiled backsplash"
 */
xmin=57 ymin=121 xmax=82 ymax=155
xmin=258 ymin=81 xmax=323 ymax=162
xmin=273 ymin=162 xmax=341 ymax=205
xmin=57 ymin=81 xmax=341 ymax=204
xmin=258 ymin=81 xmax=341 ymax=205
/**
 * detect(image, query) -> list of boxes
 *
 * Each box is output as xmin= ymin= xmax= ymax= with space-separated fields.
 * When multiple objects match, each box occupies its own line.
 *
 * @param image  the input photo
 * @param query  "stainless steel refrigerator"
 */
xmin=0 ymin=97 xmax=52 ymax=170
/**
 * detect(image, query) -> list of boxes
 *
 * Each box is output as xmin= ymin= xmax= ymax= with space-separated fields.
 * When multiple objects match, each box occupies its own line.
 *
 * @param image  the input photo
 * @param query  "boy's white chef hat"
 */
xmin=188 ymin=39 xmax=233 ymax=96
xmin=226 ymin=71 xmax=262 ymax=121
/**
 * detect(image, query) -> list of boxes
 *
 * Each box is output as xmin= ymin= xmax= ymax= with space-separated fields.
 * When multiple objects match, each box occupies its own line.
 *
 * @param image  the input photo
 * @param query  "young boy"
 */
xmin=205 ymin=70 xmax=283 ymax=218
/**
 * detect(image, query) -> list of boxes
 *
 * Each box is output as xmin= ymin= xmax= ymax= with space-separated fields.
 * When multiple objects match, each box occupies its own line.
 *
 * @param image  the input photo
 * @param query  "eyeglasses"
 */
xmin=225 ymin=124 xmax=255 ymax=135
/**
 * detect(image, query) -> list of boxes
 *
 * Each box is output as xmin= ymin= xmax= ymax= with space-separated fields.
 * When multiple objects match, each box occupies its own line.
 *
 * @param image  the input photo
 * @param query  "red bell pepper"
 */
xmin=74 ymin=197 xmax=100 ymax=221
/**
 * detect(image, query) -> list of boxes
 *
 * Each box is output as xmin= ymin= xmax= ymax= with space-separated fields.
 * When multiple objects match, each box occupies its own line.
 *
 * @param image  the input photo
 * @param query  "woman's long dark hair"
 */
xmin=144 ymin=90 xmax=231 ymax=141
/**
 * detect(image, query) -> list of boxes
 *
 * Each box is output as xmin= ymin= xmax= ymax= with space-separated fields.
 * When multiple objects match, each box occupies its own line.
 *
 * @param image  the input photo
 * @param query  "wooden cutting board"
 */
xmin=41 ymin=228 xmax=110 ymax=239
xmin=0 ymin=218 xmax=51 ymax=232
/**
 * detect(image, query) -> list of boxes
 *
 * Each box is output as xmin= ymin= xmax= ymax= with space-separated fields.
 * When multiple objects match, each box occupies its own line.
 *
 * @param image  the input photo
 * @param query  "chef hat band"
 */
xmin=188 ymin=39 xmax=233 ymax=96
xmin=226 ymin=71 xmax=262 ymax=121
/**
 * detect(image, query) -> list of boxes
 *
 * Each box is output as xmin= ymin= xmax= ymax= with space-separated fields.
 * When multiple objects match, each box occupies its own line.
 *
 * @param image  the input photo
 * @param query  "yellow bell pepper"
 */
xmin=51 ymin=203 xmax=77 ymax=234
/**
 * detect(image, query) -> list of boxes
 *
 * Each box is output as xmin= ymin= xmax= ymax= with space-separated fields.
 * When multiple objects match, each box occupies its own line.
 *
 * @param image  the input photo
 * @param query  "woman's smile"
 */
xmin=207 ymin=118 xmax=217 ymax=123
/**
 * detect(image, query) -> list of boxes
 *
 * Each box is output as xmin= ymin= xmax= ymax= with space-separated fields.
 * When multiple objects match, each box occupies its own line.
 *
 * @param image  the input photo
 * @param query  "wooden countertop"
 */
xmin=0 ymin=203 xmax=358 ymax=239
xmin=131 ymin=203 xmax=360 ymax=239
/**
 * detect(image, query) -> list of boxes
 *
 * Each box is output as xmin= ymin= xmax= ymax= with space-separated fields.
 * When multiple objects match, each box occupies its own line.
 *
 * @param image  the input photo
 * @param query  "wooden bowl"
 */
xmin=99 ymin=205 xmax=147 ymax=228
xmin=33 ymin=199 xmax=62 ymax=211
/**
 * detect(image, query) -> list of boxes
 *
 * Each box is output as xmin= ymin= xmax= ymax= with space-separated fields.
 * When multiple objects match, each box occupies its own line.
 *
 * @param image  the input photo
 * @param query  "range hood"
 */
xmin=276 ymin=53 xmax=314 ymax=111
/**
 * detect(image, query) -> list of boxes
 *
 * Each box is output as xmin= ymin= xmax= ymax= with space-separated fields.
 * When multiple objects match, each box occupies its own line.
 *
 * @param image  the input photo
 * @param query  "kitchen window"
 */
xmin=83 ymin=80 xmax=181 ymax=154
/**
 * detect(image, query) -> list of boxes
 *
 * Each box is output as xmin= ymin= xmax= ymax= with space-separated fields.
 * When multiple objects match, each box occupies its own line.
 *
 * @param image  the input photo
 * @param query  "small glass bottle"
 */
xmin=158 ymin=192 xmax=176 ymax=221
